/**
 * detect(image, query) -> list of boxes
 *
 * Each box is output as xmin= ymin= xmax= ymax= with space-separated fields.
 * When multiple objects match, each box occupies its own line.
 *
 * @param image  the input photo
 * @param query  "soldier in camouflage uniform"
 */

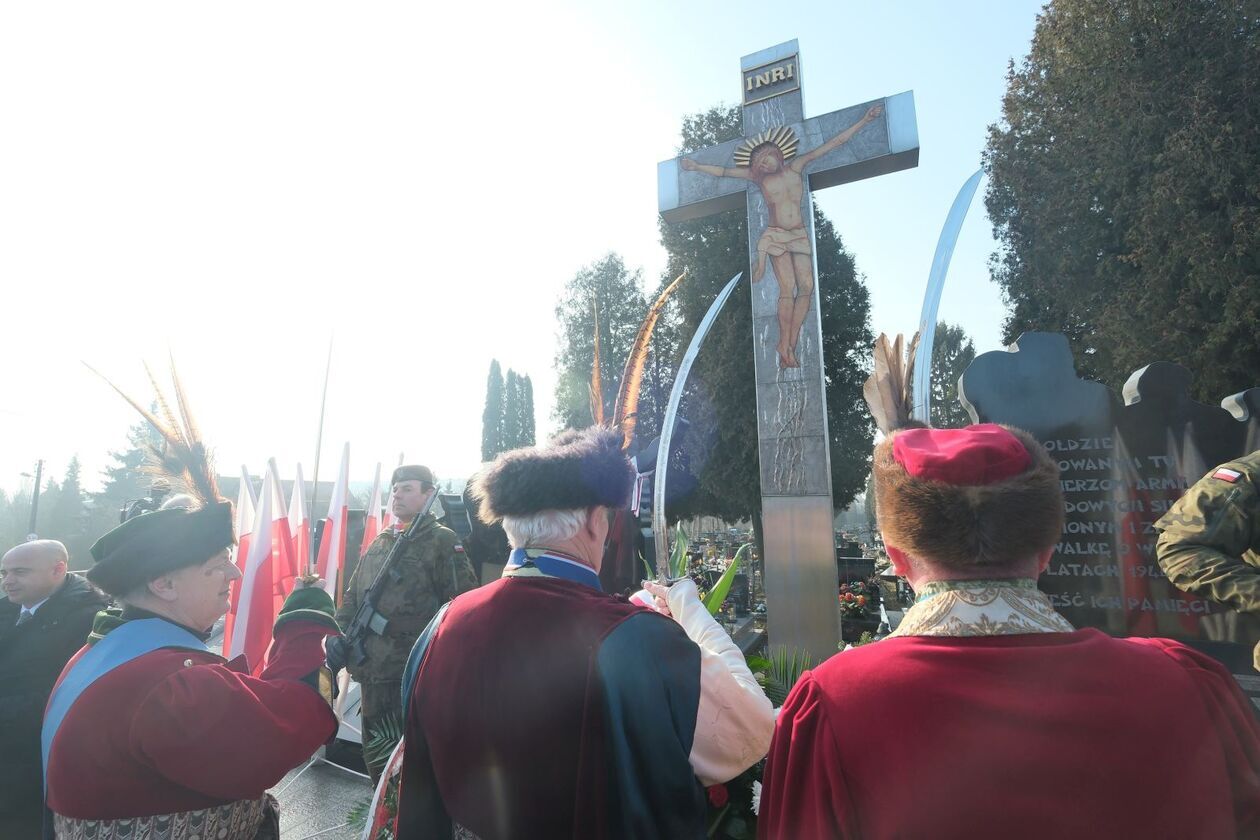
xmin=1155 ymin=450 xmax=1260 ymax=668
xmin=333 ymin=464 xmax=479 ymax=781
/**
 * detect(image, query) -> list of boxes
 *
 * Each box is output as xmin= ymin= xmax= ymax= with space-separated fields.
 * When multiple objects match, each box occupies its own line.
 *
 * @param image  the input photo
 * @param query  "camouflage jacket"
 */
xmin=335 ymin=513 xmax=479 ymax=683
xmin=1155 ymin=450 xmax=1260 ymax=615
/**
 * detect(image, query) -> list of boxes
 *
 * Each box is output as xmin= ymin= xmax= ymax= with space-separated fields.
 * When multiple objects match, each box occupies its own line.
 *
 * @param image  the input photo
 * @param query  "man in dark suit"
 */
xmin=0 ymin=539 xmax=109 ymax=837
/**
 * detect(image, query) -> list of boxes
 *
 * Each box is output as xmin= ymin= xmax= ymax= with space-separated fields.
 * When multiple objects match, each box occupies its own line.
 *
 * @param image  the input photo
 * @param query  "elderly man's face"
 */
xmin=1 ymin=542 xmax=67 ymax=607
xmin=391 ymin=480 xmax=434 ymax=523
xmin=162 ymin=548 xmax=241 ymax=631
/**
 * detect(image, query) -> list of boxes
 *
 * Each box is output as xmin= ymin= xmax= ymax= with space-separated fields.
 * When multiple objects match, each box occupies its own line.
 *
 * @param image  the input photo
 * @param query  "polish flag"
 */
xmin=381 ymin=452 xmax=403 ymax=531
xmin=266 ymin=459 xmax=298 ymax=612
xmin=315 ymin=443 xmax=350 ymax=604
xmin=223 ymin=467 xmax=256 ymax=657
xmin=360 ymin=463 xmax=383 ymax=556
xmin=288 ymin=463 xmax=310 ymax=578
xmin=228 ymin=466 xmax=285 ymax=673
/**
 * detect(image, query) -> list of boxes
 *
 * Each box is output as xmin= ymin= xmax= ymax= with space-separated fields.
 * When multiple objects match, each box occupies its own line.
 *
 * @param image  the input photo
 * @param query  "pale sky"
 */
xmin=0 ymin=1 xmax=1044 ymax=496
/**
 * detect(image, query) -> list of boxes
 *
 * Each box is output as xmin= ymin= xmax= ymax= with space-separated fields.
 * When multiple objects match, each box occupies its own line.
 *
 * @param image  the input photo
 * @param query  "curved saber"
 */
xmin=911 ymin=168 xmax=984 ymax=422
xmin=653 ymin=272 xmax=744 ymax=579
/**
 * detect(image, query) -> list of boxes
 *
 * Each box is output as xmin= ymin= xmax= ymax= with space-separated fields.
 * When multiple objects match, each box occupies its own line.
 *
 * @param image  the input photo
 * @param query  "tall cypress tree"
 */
xmin=521 ymin=375 xmax=536 ymax=446
xmin=502 ymin=370 xmax=523 ymax=450
xmin=481 ymin=360 xmax=505 ymax=461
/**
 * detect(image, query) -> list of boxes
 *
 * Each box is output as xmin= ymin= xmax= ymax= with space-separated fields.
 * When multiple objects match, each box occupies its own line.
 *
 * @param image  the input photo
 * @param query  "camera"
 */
xmin=119 ymin=479 xmax=173 ymax=523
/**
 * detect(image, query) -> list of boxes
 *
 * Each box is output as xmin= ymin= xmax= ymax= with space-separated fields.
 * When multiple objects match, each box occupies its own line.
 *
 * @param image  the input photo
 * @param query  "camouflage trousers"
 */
xmin=359 ymin=678 xmax=403 ymax=785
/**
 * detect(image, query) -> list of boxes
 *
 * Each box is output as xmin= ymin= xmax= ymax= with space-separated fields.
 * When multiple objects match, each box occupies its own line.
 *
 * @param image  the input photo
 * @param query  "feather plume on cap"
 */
xmin=583 ymin=267 xmax=686 ymax=451
xmin=862 ymin=332 xmax=920 ymax=435
xmin=84 ymin=356 xmax=222 ymax=506
xmin=612 ymin=268 xmax=685 ymax=449
xmin=590 ymin=300 xmax=605 ymax=426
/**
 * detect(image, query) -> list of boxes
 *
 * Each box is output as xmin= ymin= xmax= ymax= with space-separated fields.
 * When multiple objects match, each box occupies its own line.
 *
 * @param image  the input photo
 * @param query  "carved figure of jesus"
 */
xmin=682 ymin=103 xmax=883 ymax=368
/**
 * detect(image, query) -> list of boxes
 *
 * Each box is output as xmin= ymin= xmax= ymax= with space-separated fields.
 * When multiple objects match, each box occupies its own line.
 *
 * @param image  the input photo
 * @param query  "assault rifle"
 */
xmin=341 ymin=490 xmax=441 ymax=668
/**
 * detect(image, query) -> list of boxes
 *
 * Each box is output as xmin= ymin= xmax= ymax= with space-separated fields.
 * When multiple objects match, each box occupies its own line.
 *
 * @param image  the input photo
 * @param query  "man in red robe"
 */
xmin=759 ymin=424 xmax=1260 ymax=839
xmin=393 ymin=427 xmax=772 ymax=838
xmin=42 ymin=500 xmax=341 ymax=839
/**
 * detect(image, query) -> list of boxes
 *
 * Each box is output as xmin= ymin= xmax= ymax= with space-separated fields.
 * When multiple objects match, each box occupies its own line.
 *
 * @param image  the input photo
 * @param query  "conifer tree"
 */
xmin=481 ymin=360 xmax=505 ymax=461
xmin=502 ymin=370 xmax=523 ymax=450
xmin=986 ymin=0 xmax=1259 ymax=400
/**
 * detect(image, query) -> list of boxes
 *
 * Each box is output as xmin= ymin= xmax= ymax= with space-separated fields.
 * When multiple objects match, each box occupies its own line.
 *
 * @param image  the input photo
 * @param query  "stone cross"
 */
xmin=658 ymin=40 xmax=919 ymax=661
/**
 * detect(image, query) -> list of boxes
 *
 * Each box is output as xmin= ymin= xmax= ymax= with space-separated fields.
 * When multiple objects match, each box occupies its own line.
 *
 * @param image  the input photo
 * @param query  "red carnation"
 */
xmin=707 ymin=784 xmax=729 ymax=808
xmin=844 ymin=592 xmax=855 ymax=602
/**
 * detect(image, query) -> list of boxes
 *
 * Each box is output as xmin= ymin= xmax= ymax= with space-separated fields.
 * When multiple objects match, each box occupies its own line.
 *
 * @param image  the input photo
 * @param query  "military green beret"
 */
xmin=87 ymin=502 xmax=236 ymax=597
xmin=392 ymin=464 xmax=435 ymax=487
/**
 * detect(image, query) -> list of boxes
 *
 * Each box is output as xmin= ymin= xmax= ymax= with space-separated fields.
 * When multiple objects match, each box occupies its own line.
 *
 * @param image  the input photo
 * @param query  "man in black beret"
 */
xmin=42 ymin=500 xmax=343 ymax=839
xmin=379 ymin=427 xmax=753 ymax=838
xmin=332 ymin=463 xmax=478 ymax=783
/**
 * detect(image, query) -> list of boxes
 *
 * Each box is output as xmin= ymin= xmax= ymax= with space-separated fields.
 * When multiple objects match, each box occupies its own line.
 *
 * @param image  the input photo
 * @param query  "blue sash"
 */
xmin=401 ymin=603 xmax=450 ymax=713
xmin=41 ymin=618 xmax=208 ymax=791
xmin=503 ymin=549 xmax=602 ymax=590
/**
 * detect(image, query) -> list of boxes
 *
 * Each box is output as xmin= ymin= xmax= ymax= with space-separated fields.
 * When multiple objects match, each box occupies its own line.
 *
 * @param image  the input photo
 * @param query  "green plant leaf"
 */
xmin=362 ymin=712 xmax=403 ymax=779
xmin=744 ymin=654 xmax=772 ymax=674
xmin=639 ymin=551 xmax=653 ymax=582
xmin=762 ymin=648 xmax=812 ymax=706
xmin=346 ymin=796 xmax=373 ymax=830
xmin=702 ymin=542 xmax=748 ymax=615
xmin=669 ymin=523 xmax=690 ymax=578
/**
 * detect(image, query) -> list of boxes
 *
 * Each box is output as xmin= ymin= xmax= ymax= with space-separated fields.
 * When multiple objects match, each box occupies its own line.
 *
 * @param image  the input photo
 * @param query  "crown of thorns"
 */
xmin=733 ymin=126 xmax=799 ymax=167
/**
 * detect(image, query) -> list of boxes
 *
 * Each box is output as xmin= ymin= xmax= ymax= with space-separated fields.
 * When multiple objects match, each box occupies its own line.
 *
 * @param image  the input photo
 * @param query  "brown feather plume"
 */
xmin=589 ymin=301 xmax=605 ymax=426
xmin=613 ymin=268 xmax=685 ymax=449
xmin=143 ymin=362 xmax=186 ymax=448
xmin=862 ymin=331 xmax=920 ymax=435
xmin=85 ymin=358 xmax=221 ymax=505
xmin=168 ymin=351 xmax=203 ymax=449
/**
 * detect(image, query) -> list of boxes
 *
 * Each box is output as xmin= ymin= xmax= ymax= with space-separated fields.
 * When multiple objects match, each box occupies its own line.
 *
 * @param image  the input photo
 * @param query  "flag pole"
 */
xmin=307 ymin=339 xmax=334 ymax=575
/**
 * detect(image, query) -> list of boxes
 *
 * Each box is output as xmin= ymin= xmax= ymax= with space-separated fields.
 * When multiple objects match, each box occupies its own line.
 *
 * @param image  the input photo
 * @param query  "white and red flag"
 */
xmin=288 ymin=463 xmax=310 ymax=577
xmin=315 ymin=443 xmax=350 ymax=603
xmin=223 ymin=467 xmax=256 ymax=657
xmin=360 ymin=462 xmax=383 ymax=556
xmin=228 ymin=465 xmax=288 ymax=673
xmin=266 ymin=459 xmax=298 ymax=614
xmin=381 ymin=452 xmax=404 ymax=531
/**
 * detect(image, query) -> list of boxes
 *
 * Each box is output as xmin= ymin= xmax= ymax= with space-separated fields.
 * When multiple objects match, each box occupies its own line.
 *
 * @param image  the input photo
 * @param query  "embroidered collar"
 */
xmin=889 ymin=578 xmax=1074 ymax=638
xmin=503 ymin=548 xmax=602 ymax=591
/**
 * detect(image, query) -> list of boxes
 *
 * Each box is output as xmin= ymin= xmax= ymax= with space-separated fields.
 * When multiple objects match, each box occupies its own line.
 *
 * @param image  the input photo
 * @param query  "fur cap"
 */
xmin=469 ymin=427 xmax=634 ymax=523
xmin=873 ymin=424 xmax=1063 ymax=571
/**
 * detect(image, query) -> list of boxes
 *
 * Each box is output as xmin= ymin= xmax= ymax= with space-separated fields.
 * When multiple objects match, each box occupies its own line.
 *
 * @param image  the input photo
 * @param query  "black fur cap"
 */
xmin=470 ymin=426 xmax=634 ymax=523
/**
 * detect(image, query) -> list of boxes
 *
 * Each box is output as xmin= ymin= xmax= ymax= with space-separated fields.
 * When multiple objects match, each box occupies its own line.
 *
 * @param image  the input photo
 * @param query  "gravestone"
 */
xmin=961 ymin=332 xmax=1260 ymax=704
xmin=658 ymin=40 xmax=919 ymax=661
xmin=1223 ymin=387 xmax=1260 ymax=454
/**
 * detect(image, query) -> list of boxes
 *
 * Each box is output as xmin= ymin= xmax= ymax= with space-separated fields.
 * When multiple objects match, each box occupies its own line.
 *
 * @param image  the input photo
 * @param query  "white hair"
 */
xmin=160 ymin=494 xmax=199 ymax=511
xmin=500 ymin=509 xmax=589 ymax=549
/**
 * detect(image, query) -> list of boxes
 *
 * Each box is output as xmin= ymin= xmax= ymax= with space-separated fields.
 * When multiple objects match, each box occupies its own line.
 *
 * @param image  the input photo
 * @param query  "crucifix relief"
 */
xmin=659 ymin=40 xmax=919 ymax=660
xmin=681 ymin=107 xmax=882 ymax=369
